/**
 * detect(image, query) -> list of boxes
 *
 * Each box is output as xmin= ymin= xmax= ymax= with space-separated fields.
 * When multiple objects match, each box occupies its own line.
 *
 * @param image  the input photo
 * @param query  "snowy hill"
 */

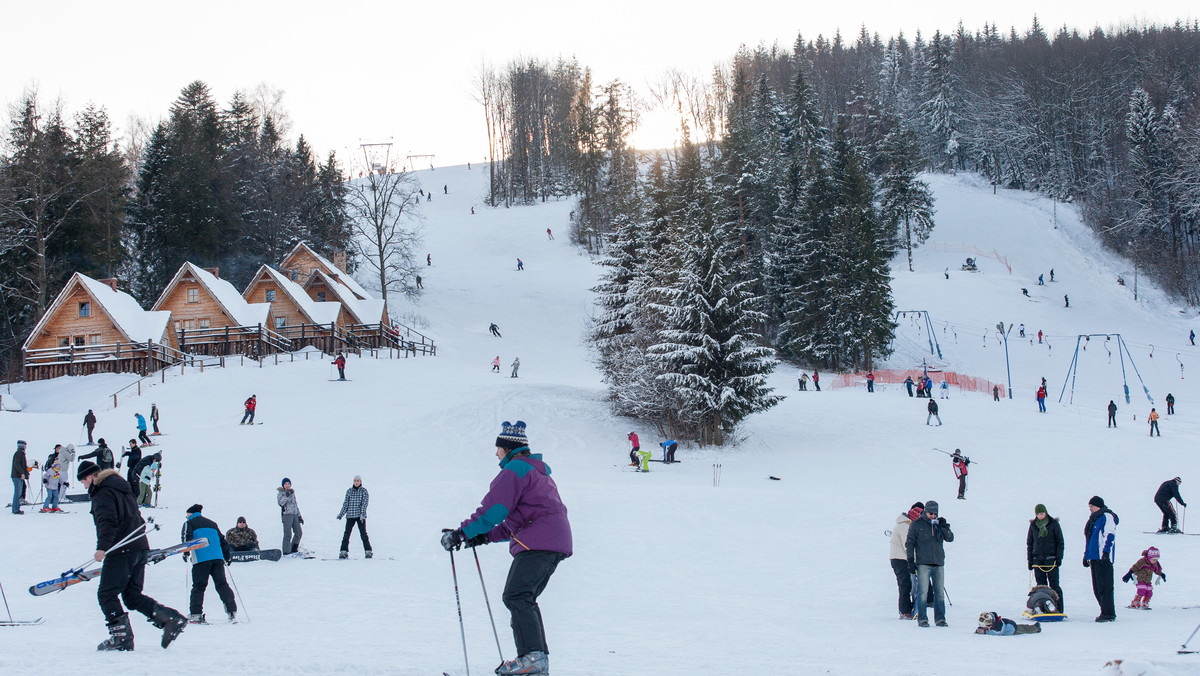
xmin=2 ymin=166 xmax=1200 ymax=675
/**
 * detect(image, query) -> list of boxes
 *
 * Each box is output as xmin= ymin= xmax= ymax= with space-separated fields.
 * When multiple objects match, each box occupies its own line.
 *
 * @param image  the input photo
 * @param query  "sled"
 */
xmin=1021 ymin=610 xmax=1067 ymax=622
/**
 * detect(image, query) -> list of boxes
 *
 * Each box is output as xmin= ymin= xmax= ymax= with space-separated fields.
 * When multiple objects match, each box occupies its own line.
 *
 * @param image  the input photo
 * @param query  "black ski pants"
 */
xmin=664 ymin=443 xmax=678 ymax=462
xmin=1108 ymin=412 xmax=1117 ymax=427
xmin=138 ymin=430 xmax=151 ymax=445
xmin=190 ymin=558 xmax=236 ymax=615
xmin=503 ymin=550 xmax=566 ymax=657
xmin=890 ymin=559 xmax=913 ymax=615
xmin=1033 ymin=565 xmax=1064 ymax=612
xmin=340 ymin=517 xmax=372 ymax=553
xmin=1157 ymin=499 xmax=1178 ymax=531
xmin=97 ymin=549 xmax=158 ymax=623
xmin=1089 ymin=558 xmax=1116 ymax=619
xmin=957 ymin=475 xmax=967 ymax=498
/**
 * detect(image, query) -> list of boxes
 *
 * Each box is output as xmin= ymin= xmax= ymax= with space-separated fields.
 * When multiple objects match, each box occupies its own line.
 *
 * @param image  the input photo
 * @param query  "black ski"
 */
xmin=0 ymin=618 xmax=45 ymax=626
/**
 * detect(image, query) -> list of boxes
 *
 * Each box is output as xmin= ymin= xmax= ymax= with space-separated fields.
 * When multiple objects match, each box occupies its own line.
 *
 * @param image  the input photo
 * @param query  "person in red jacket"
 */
xmin=240 ymin=396 xmax=256 ymax=425
xmin=952 ymin=450 xmax=970 ymax=499
xmin=333 ymin=352 xmax=347 ymax=381
xmin=866 ymin=372 xmax=875 ymax=393
xmin=812 ymin=371 xmax=821 ymax=392
xmin=1036 ymin=386 xmax=1047 ymax=413
xmin=627 ymin=432 xmax=640 ymax=467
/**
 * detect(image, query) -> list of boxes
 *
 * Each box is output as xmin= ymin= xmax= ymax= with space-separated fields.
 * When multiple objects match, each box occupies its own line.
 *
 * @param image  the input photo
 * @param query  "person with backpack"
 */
xmin=240 ymin=396 xmax=256 ymax=425
xmin=336 ymin=475 xmax=372 ymax=559
xmin=79 ymin=438 xmax=115 ymax=470
xmin=1166 ymin=393 xmax=1176 ymax=415
xmin=181 ymin=504 xmax=236 ymax=624
xmin=1026 ymin=503 xmax=1065 ymax=613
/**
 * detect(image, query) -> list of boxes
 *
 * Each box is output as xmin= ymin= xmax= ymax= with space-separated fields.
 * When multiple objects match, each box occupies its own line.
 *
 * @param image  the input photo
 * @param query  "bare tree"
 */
xmin=344 ymin=146 xmax=423 ymax=304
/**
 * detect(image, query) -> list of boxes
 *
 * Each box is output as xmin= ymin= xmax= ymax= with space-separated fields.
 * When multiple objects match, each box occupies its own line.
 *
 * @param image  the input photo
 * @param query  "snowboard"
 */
xmin=60 ymin=493 xmax=90 ymax=503
xmin=230 ymin=548 xmax=283 ymax=563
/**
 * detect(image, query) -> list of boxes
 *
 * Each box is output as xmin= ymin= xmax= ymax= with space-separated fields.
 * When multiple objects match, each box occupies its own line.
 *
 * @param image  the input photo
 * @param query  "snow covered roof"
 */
xmin=24 ymin=273 xmax=172 ymax=350
xmin=153 ymin=263 xmax=271 ymax=327
xmin=307 ymin=269 xmax=387 ymax=325
xmin=282 ymin=241 xmax=374 ymax=301
xmin=260 ymin=266 xmax=343 ymax=326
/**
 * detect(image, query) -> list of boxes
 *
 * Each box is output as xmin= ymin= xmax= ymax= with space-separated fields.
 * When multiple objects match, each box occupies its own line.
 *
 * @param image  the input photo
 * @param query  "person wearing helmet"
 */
xmin=975 ymin=611 xmax=1041 ymax=635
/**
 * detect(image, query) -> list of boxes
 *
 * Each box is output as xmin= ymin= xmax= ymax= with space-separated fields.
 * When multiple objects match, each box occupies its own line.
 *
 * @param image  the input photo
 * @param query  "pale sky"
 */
xmin=3 ymin=0 xmax=1195 ymax=168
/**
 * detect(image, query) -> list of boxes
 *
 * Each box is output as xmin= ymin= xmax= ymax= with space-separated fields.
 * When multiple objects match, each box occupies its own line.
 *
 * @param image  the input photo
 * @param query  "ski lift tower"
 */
xmin=406 ymin=153 xmax=436 ymax=171
xmin=359 ymin=138 xmax=394 ymax=175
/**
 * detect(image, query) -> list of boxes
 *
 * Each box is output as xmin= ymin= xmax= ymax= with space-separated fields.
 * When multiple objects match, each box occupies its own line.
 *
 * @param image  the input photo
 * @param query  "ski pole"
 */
xmin=65 ymin=518 xmax=158 ymax=576
xmin=1182 ymin=620 xmax=1200 ymax=652
xmin=944 ymin=587 xmax=952 ymax=607
xmin=449 ymin=549 xmax=471 ymax=676
xmin=0 ymin=579 xmax=13 ymax=624
xmin=227 ymin=565 xmax=250 ymax=623
xmin=473 ymin=547 xmax=504 ymax=663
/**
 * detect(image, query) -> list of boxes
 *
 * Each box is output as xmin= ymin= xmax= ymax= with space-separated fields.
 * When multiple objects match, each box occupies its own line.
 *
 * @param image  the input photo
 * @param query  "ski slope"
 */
xmin=2 ymin=165 xmax=1199 ymax=675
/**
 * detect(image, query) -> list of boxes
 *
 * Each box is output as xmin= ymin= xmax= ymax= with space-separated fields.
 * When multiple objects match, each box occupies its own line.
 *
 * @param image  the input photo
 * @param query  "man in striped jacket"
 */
xmin=336 ymin=476 xmax=371 ymax=559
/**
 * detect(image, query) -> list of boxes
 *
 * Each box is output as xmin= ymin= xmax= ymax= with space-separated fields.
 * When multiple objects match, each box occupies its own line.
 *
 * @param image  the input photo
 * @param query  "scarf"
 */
xmin=1034 ymin=516 xmax=1049 ymax=538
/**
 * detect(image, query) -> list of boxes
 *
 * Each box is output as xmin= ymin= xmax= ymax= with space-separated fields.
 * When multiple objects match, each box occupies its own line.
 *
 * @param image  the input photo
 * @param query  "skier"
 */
xmin=1050 ymin=268 xmax=1055 ymax=281
xmin=812 ymin=371 xmax=821 ymax=391
xmin=1026 ymin=503 xmax=1065 ymax=612
xmin=1038 ymin=330 xmax=1043 ymax=344
xmin=627 ymin=432 xmax=641 ymax=468
xmin=1018 ymin=324 xmax=1025 ymax=338
xmin=11 ymin=440 xmax=29 ymax=515
xmin=799 ymin=371 xmax=809 ymax=391
xmin=975 ymin=612 xmax=1041 ymax=635
xmin=336 ymin=475 xmax=372 ymax=559
xmin=1084 ymin=496 xmax=1118 ymax=622
xmin=150 ymin=403 xmax=160 ymax=435
xmin=510 ymin=357 xmax=520 ymax=378
xmin=1122 ymin=547 xmax=1165 ymax=609
xmin=79 ymin=438 xmax=115 ymax=470
xmin=939 ymin=379 xmax=949 ymax=399
xmin=866 ymin=372 xmax=875 ymax=393
xmin=415 ymin=274 xmax=423 ymax=289
xmin=1064 ymin=294 xmax=1069 ymax=308
xmin=427 ymin=253 xmax=431 ymax=266
xmin=890 ymin=502 xmax=924 ymax=619
xmin=1191 ymin=330 xmax=1196 ymax=346
xmin=1149 ymin=408 xmax=1161 ymax=436
xmin=439 ymin=420 xmax=572 ymax=676
xmin=333 ymin=352 xmax=347 ymax=381
xmin=517 ymin=258 xmax=524 ymax=271
xmin=1153 ymin=477 xmax=1186 ymax=533
xmin=225 ymin=517 xmax=259 ymax=552
xmin=76 ymin=459 xmax=187 ymax=651
xmin=1166 ymin=393 xmax=1175 ymax=415
xmin=121 ymin=440 xmax=142 ymax=490
xmin=926 ymin=399 xmax=942 ymax=426
xmin=904 ymin=376 xmax=914 ymax=397
xmin=135 ymin=413 xmax=151 ymax=446
xmin=547 ymin=228 xmax=553 ymax=240
xmin=240 ymin=395 xmax=256 ymax=425
xmin=1036 ymin=385 xmax=1047 ymax=413
xmin=443 ymin=184 xmax=447 ymax=194
xmin=905 ymin=500 xmax=953 ymax=627
xmin=993 ymin=385 xmax=1000 ymax=401
xmin=277 ymin=478 xmax=304 ymax=555
xmin=1038 ymin=274 xmax=1044 ymax=286
xmin=1107 ymin=400 xmax=1118 ymax=428
xmin=181 ymin=504 xmax=236 ymax=624
xmin=490 ymin=323 xmax=502 ymax=338
xmin=132 ymin=451 xmax=161 ymax=508
xmin=951 ymin=450 xmax=969 ymax=499
xmin=660 ymin=440 xmax=678 ymax=463
xmin=492 ymin=356 xmax=501 ymax=373
xmin=84 ymin=409 xmax=97 ymax=445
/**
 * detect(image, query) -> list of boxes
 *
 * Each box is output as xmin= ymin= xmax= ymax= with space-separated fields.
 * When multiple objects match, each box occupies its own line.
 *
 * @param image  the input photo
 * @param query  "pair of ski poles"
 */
xmin=449 ymin=546 xmax=503 ymax=676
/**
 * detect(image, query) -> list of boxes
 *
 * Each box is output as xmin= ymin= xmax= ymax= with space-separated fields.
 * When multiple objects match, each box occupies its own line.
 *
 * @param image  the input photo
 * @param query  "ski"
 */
xmin=230 ymin=549 xmax=283 ymax=563
xmin=148 ymin=538 xmax=209 ymax=564
xmin=29 ymin=567 xmax=102 ymax=596
xmin=1143 ymin=531 xmax=1200 ymax=536
xmin=0 ymin=618 xmax=45 ymax=626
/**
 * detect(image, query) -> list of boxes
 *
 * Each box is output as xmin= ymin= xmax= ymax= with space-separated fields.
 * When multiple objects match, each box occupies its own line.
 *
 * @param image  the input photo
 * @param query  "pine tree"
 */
xmin=878 ymin=126 xmax=936 ymax=271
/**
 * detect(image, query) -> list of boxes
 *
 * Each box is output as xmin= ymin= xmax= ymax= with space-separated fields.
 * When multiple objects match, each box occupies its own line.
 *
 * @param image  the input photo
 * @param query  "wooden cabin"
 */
xmin=303 ymin=269 xmax=398 ymax=349
xmin=243 ymin=265 xmax=354 ymax=353
xmin=23 ymin=273 xmax=179 ymax=381
xmin=151 ymin=262 xmax=287 ymax=357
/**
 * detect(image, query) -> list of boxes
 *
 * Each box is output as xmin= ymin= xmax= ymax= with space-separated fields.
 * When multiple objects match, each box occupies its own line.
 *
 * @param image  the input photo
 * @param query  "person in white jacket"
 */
xmin=890 ymin=502 xmax=925 ymax=619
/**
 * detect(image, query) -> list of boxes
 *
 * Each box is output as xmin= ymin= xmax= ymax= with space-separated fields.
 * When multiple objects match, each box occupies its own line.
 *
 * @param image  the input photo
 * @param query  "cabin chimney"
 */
xmin=332 ymin=251 xmax=347 ymax=273
xmin=99 ymin=278 xmax=118 ymax=292
xmin=203 ymin=267 xmax=220 ymax=279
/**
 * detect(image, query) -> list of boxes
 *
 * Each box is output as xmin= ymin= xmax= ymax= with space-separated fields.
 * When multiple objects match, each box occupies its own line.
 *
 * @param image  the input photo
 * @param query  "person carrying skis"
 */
xmin=905 ymin=500 xmax=953 ymax=627
xmin=11 ymin=440 xmax=30 ymax=515
xmin=40 ymin=445 xmax=65 ymax=513
xmin=952 ymin=450 xmax=969 ymax=499
xmin=1107 ymin=400 xmax=1118 ymax=428
xmin=76 ymin=459 xmax=187 ymax=651
xmin=890 ymin=502 xmax=924 ymax=619
xmin=1166 ymin=393 xmax=1176 ymax=415
xmin=1122 ymin=547 xmax=1165 ymax=609
xmin=866 ymin=372 xmax=875 ymax=393
xmin=240 ymin=395 xmax=256 ymax=425
xmin=150 ymin=403 xmax=160 ymax=435
xmin=278 ymin=478 xmax=303 ymax=555
xmin=1154 ymin=477 xmax=1186 ymax=533
xmin=440 ymin=420 xmax=572 ymax=676
xmin=84 ymin=409 xmax=97 ymax=445
xmin=926 ymin=399 xmax=942 ymax=426
xmin=79 ymin=438 xmax=115 ymax=470
xmin=1036 ymin=385 xmax=1047 ymax=413
xmin=121 ymin=440 xmax=142 ymax=491
xmin=660 ymin=439 xmax=678 ymax=463
xmin=1149 ymin=408 xmax=1161 ymax=436
xmin=510 ymin=357 xmax=520 ymax=378
xmin=181 ymin=504 xmax=235 ymax=623
xmin=490 ymin=323 xmax=502 ymax=338
xmin=337 ymin=475 xmax=372 ymax=559
xmin=492 ymin=356 xmax=501 ymax=373
xmin=134 ymin=413 xmax=151 ymax=446
xmin=333 ymin=352 xmax=347 ymax=381
xmin=225 ymin=517 xmax=259 ymax=552
xmin=1026 ymin=503 xmax=1065 ymax=613
xmin=1084 ymin=495 xmax=1118 ymax=622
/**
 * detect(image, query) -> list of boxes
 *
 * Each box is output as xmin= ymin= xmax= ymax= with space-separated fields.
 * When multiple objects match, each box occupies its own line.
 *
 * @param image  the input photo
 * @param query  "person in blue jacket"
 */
xmin=134 ymin=413 xmax=151 ymax=446
xmin=975 ymin=611 xmax=1041 ymax=635
xmin=1083 ymin=495 xmax=1119 ymax=622
xmin=181 ymin=504 xmax=236 ymax=623
xmin=660 ymin=440 xmax=678 ymax=463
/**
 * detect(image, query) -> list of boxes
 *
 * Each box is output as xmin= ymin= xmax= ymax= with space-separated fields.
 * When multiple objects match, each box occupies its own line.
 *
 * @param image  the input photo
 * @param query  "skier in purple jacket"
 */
xmin=441 ymin=420 xmax=572 ymax=676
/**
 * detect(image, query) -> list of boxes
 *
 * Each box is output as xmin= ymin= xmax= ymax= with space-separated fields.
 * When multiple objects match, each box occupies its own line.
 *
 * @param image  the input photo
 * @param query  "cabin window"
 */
xmin=187 ymin=288 xmax=199 ymax=303
xmin=73 ymin=336 xmax=85 ymax=347
xmin=182 ymin=320 xmax=195 ymax=330
xmin=274 ymin=317 xmax=286 ymax=329
xmin=198 ymin=318 xmax=210 ymax=329
xmin=317 ymin=292 xmax=326 ymax=302
xmin=289 ymin=269 xmax=298 ymax=281
xmin=58 ymin=337 xmax=69 ymax=347
xmin=78 ymin=302 xmax=90 ymax=317
xmin=173 ymin=321 xmax=180 ymax=332
xmin=90 ymin=334 xmax=102 ymax=345
xmin=265 ymin=289 xmax=276 ymax=302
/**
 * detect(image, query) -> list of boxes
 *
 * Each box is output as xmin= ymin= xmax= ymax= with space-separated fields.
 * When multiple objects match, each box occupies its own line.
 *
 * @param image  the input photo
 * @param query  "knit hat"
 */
xmin=281 ymin=477 xmax=291 ymax=486
xmin=77 ymin=460 xmax=100 ymax=481
xmin=1146 ymin=546 xmax=1160 ymax=560
xmin=978 ymin=611 xmax=998 ymax=629
xmin=911 ymin=501 xmax=925 ymax=511
xmin=1035 ymin=504 xmax=1047 ymax=515
xmin=495 ymin=420 xmax=528 ymax=450
xmin=1089 ymin=496 xmax=1105 ymax=509
xmin=1176 ymin=477 xmax=1183 ymax=483
xmin=237 ymin=516 xmax=247 ymax=524
xmin=16 ymin=440 xmax=26 ymax=450
xmin=924 ymin=500 xmax=939 ymax=515
xmin=186 ymin=504 xmax=203 ymax=515
xmin=354 ymin=475 xmax=362 ymax=482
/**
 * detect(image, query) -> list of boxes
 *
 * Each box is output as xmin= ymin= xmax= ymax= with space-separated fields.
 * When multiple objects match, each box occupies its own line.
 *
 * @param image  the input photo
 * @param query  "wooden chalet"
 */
xmin=243 ymin=265 xmax=355 ymax=353
xmin=23 ymin=273 xmax=181 ymax=381
xmin=302 ymin=269 xmax=401 ymax=349
xmin=151 ymin=262 xmax=288 ymax=357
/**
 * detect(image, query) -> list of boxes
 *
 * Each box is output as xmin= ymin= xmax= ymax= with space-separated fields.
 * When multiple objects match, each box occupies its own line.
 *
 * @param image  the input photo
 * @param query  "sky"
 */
xmin=3 ymin=0 xmax=1196 ymax=168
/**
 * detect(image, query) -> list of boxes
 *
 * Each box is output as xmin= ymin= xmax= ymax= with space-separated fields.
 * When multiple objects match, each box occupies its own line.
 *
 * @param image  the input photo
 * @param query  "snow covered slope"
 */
xmin=2 ymin=166 xmax=1199 ymax=675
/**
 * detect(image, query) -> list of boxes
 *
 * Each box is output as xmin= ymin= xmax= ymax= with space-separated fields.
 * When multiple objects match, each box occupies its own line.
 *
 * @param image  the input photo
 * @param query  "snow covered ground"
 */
xmin=2 ymin=164 xmax=1200 ymax=675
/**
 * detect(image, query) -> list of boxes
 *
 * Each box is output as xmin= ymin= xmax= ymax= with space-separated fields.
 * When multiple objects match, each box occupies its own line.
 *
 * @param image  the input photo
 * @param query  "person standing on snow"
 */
xmin=904 ymin=376 xmax=915 ymax=397
xmin=11 ymin=440 xmax=30 ymax=515
xmin=660 ymin=440 xmax=678 ymax=463
xmin=926 ymin=399 xmax=942 ymax=426
xmin=1166 ymin=393 xmax=1175 ymax=415
xmin=1122 ymin=547 xmax=1166 ymax=609
xmin=1191 ymin=330 xmax=1196 ymax=346
xmin=993 ymin=385 xmax=1000 ymax=401
xmin=510 ymin=357 xmax=520 ymax=378
xmin=905 ymin=500 xmax=953 ymax=627
xmin=546 ymin=228 xmax=554 ymax=240
xmin=1027 ymin=503 xmax=1065 ymax=613
xmin=1019 ymin=324 xmax=1025 ymax=338
xmin=1148 ymin=408 xmax=1161 ymax=436
xmin=181 ymin=504 xmax=236 ymax=624
xmin=440 ymin=420 xmax=572 ymax=676
xmin=121 ymin=440 xmax=142 ymax=490
xmin=812 ymin=371 xmax=821 ymax=391
xmin=866 ymin=372 xmax=875 ymax=393
xmin=890 ymin=502 xmax=924 ymax=619
xmin=278 ymin=478 xmax=303 ymax=555
xmin=952 ymin=450 xmax=969 ymax=499
xmin=492 ymin=356 xmax=502 ymax=373
xmin=336 ymin=475 xmax=372 ymax=559
xmin=517 ymin=258 xmax=524 ymax=271
xmin=627 ymin=432 xmax=641 ymax=468
xmin=39 ymin=445 xmax=65 ymax=513
xmin=77 ymin=460 xmax=187 ymax=651
xmin=1038 ymin=330 xmax=1043 ymax=344
xmin=1107 ymin=400 xmax=1118 ymax=428
xmin=799 ymin=371 xmax=809 ymax=391
xmin=939 ymin=379 xmax=949 ymax=399
xmin=1153 ymin=477 xmax=1186 ymax=533
xmin=79 ymin=438 xmax=115 ymax=470
xmin=84 ymin=410 xmax=98 ymax=445
xmin=240 ymin=396 xmax=256 ymax=425
xmin=1084 ymin=495 xmax=1118 ymax=622
xmin=1036 ymin=385 xmax=1047 ymax=413
xmin=135 ymin=413 xmax=151 ymax=446
xmin=333 ymin=352 xmax=347 ymax=381
xmin=150 ymin=403 xmax=160 ymax=436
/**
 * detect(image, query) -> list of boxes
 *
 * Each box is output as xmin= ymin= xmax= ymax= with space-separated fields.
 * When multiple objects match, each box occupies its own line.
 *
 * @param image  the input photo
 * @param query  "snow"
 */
xmin=302 ymin=242 xmax=375 ymax=301
xmin=3 ymin=165 xmax=1200 ymax=674
xmin=73 ymin=274 xmax=172 ymax=344
xmin=185 ymin=264 xmax=272 ymax=328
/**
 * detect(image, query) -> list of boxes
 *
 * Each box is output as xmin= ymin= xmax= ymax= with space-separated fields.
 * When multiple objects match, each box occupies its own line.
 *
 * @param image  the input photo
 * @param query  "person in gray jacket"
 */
xmin=905 ymin=500 xmax=954 ymax=627
xmin=277 ymin=478 xmax=304 ymax=554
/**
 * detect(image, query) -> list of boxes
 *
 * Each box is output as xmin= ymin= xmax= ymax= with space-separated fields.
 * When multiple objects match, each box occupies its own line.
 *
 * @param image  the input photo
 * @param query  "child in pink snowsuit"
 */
xmin=1122 ymin=546 xmax=1165 ymax=609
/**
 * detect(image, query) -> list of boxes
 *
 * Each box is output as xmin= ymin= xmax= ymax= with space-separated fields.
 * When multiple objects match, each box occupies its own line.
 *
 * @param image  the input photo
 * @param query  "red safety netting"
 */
xmin=824 ymin=369 xmax=1006 ymax=398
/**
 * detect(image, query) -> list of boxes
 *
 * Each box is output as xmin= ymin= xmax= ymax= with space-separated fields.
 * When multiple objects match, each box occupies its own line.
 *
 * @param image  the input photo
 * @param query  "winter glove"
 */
xmin=937 ymin=517 xmax=948 ymax=528
xmin=1121 ymin=572 xmax=1132 ymax=583
xmin=1028 ymin=563 xmax=1033 ymax=570
xmin=183 ymin=552 xmax=190 ymax=563
xmin=298 ymin=516 xmax=304 ymax=525
xmin=907 ymin=561 xmax=917 ymax=575
xmin=1160 ymin=573 xmax=1167 ymax=582
xmin=441 ymin=528 xmax=464 ymax=551
xmin=1082 ymin=557 xmax=1090 ymax=568
xmin=336 ymin=514 xmax=342 ymax=520
xmin=465 ymin=533 xmax=488 ymax=548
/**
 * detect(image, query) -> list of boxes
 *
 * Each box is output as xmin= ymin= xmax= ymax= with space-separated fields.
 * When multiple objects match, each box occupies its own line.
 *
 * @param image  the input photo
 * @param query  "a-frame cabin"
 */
xmin=151 ymin=262 xmax=288 ymax=357
xmin=243 ymin=265 xmax=354 ymax=353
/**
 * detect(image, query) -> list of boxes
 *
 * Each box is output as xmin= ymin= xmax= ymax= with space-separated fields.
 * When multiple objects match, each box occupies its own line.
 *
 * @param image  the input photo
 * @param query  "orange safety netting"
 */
xmin=825 ymin=369 xmax=1007 ymax=398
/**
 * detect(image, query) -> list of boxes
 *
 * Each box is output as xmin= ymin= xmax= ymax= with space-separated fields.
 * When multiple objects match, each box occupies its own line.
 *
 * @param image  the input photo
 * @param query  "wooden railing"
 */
xmin=178 ymin=324 xmax=292 ymax=357
xmin=23 ymin=339 xmax=199 ymax=381
xmin=276 ymin=322 xmax=361 ymax=355
xmin=350 ymin=322 xmax=437 ymax=356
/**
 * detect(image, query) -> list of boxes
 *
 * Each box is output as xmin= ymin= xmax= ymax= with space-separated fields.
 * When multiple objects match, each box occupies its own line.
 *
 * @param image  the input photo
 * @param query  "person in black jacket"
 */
xmin=1026 ymin=504 xmax=1065 ymax=612
xmin=77 ymin=460 xmax=186 ymax=651
xmin=79 ymin=438 xmax=115 ymax=470
xmin=1154 ymin=477 xmax=1186 ymax=533
xmin=11 ymin=440 xmax=30 ymax=515
xmin=926 ymin=399 xmax=942 ymax=426
xmin=181 ymin=504 xmax=235 ymax=623
xmin=905 ymin=500 xmax=954 ymax=627
xmin=1107 ymin=401 xmax=1118 ymax=428
xmin=84 ymin=410 xmax=97 ymax=444
xmin=121 ymin=440 xmax=142 ymax=492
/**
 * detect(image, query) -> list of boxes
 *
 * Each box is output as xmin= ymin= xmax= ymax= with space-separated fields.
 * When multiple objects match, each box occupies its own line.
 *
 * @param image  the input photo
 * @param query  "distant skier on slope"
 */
xmin=952 ymin=450 xmax=969 ymax=499
xmin=240 ymin=396 xmax=256 ymax=425
xmin=510 ymin=357 xmax=520 ymax=378
xmin=492 ymin=356 xmax=501 ymax=373
xmin=135 ymin=413 xmax=151 ymax=446
xmin=1107 ymin=400 xmax=1118 ymax=428
xmin=181 ymin=504 xmax=236 ymax=624
xmin=490 ymin=323 xmax=502 ymax=338
xmin=1153 ymin=477 xmax=1185 ymax=533
xmin=333 ymin=352 xmax=347 ymax=381
xmin=926 ymin=399 xmax=942 ymax=426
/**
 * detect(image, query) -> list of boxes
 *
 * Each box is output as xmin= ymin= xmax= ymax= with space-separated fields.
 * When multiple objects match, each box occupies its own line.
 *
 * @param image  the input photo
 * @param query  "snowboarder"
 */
xmin=1084 ymin=495 xmax=1118 ymax=622
xmin=1064 ymin=294 xmax=1069 ymax=308
xmin=939 ymin=379 xmax=949 ymax=399
xmin=492 ymin=356 xmax=502 ymax=373
xmin=225 ymin=517 xmax=259 ymax=551
xmin=11 ymin=440 xmax=29 ymax=515
xmin=490 ymin=323 xmax=502 ymax=338
xmin=440 ymin=420 xmax=572 ymax=676
xmin=866 ymin=372 xmax=875 ymax=393
xmin=277 ymin=478 xmax=303 ymax=555
xmin=1149 ymin=408 xmax=1161 ymax=436
xmin=76 ymin=459 xmax=187 ymax=651
xmin=975 ymin=612 xmax=1041 ymax=635
xmin=135 ymin=413 xmax=151 ymax=446
xmin=333 ymin=352 xmax=347 ymax=381
xmin=1107 ymin=400 xmax=1118 ymax=428
xmin=181 ymin=504 xmax=236 ymax=623
xmin=121 ymin=440 xmax=142 ymax=490
xmin=890 ymin=502 xmax=924 ymax=619
xmin=517 ymin=258 xmax=524 ymax=271
xmin=1021 ymin=288 xmax=1030 ymax=297
xmin=1166 ymin=393 xmax=1175 ymax=415
xmin=510 ymin=357 xmax=520 ymax=378
xmin=1050 ymin=268 xmax=1054 ymax=282
xmin=240 ymin=396 xmax=256 ymax=425
xmin=993 ymin=385 xmax=1000 ymax=401
xmin=150 ymin=403 xmax=160 ymax=435
xmin=627 ymin=432 xmax=641 ymax=468
xmin=1018 ymin=324 xmax=1025 ymax=338
xmin=926 ymin=399 xmax=942 ymax=426
xmin=84 ymin=410 xmax=97 ymax=445
xmin=79 ymin=438 xmax=115 ymax=470
xmin=905 ymin=500 xmax=953 ymax=627
xmin=547 ymin=228 xmax=553 ymax=240
xmin=336 ymin=475 xmax=372 ymax=559
xmin=1154 ymin=477 xmax=1186 ymax=533
xmin=812 ymin=371 xmax=821 ymax=391
xmin=1122 ymin=547 xmax=1165 ymax=609
xmin=660 ymin=440 xmax=678 ymax=463
xmin=952 ymin=450 xmax=969 ymax=499
xmin=799 ymin=370 xmax=809 ymax=391
xmin=1026 ymin=503 xmax=1065 ymax=613
xmin=904 ymin=376 xmax=914 ymax=397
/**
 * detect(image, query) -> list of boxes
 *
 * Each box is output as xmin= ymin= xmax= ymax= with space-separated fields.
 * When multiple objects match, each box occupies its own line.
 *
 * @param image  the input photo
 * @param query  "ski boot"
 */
xmin=496 ymin=650 xmax=548 ymax=675
xmin=188 ymin=613 xmax=206 ymax=624
xmin=151 ymin=604 xmax=187 ymax=648
xmin=339 ymin=550 xmax=349 ymax=560
xmin=365 ymin=550 xmax=373 ymax=559
xmin=225 ymin=605 xmax=237 ymax=624
xmin=97 ymin=613 xmax=134 ymax=651
xmin=1128 ymin=596 xmax=1142 ymax=609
